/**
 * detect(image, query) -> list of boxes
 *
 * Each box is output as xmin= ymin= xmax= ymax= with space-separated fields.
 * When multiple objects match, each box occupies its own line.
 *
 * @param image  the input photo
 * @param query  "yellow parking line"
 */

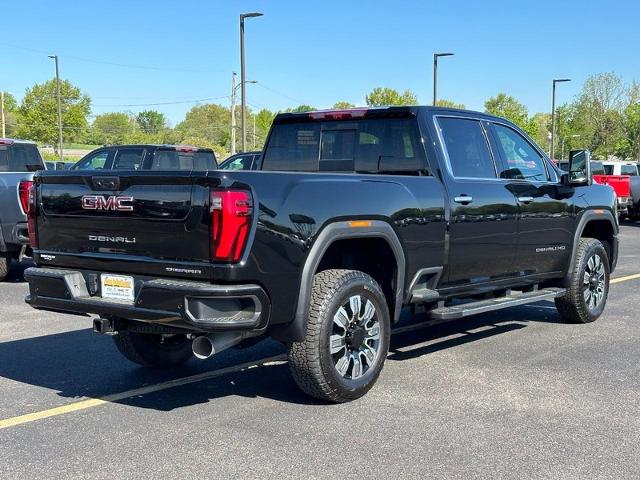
xmin=0 ymin=354 xmax=286 ymax=430
xmin=3 ymin=271 xmax=640 ymax=431
xmin=611 ymin=273 xmax=640 ymax=284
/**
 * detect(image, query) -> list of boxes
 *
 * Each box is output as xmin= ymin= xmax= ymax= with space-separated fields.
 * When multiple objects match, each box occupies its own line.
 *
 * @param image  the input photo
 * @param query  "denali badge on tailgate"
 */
xmin=81 ymin=195 xmax=134 ymax=211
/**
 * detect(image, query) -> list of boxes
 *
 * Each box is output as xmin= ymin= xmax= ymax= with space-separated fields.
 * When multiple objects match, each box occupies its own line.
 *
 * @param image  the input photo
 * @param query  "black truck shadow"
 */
xmin=0 ymin=303 xmax=564 ymax=411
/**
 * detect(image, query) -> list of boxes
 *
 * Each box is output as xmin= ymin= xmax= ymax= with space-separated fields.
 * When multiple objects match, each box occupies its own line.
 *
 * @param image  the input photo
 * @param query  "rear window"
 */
xmin=151 ymin=150 xmax=217 ymax=171
xmin=603 ymin=165 xmax=614 ymax=175
xmin=0 ymin=144 xmax=43 ymax=172
xmin=262 ymin=118 xmax=427 ymax=173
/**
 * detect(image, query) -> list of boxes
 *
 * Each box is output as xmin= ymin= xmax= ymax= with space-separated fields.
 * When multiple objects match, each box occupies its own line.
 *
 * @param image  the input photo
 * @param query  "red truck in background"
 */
xmin=556 ymin=160 xmax=633 ymax=219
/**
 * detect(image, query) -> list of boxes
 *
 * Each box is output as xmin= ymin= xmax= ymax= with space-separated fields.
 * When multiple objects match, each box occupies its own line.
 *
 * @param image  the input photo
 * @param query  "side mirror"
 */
xmin=566 ymin=149 xmax=592 ymax=186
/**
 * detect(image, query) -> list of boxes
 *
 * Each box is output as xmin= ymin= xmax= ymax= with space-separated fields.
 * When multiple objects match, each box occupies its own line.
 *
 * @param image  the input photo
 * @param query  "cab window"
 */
xmin=493 ymin=124 xmax=548 ymax=181
xmin=438 ymin=117 xmax=496 ymax=178
xmin=112 ymin=149 xmax=145 ymax=170
xmin=74 ymin=150 xmax=109 ymax=170
xmin=621 ymin=164 xmax=638 ymax=176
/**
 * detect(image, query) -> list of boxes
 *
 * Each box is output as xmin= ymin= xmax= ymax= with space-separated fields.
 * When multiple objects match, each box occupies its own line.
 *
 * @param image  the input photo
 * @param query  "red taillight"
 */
xmin=210 ymin=190 xmax=252 ymax=263
xmin=18 ymin=180 xmax=33 ymax=215
xmin=27 ymin=183 xmax=38 ymax=248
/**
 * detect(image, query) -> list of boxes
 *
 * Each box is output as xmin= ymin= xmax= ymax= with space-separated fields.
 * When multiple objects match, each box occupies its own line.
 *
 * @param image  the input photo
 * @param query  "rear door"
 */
xmin=488 ymin=122 xmax=574 ymax=276
xmin=435 ymin=115 xmax=519 ymax=286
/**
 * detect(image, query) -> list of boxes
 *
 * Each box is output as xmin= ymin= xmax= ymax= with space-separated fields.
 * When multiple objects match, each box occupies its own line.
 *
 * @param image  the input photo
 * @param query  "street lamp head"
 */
xmin=47 ymin=55 xmax=57 ymax=59
xmin=241 ymin=12 xmax=264 ymax=19
xmin=553 ymin=78 xmax=571 ymax=84
xmin=435 ymin=52 xmax=454 ymax=58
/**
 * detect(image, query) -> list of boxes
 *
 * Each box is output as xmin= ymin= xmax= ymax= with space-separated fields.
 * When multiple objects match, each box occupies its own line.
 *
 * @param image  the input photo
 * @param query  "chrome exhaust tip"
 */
xmin=191 ymin=332 xmax=244 ymax=360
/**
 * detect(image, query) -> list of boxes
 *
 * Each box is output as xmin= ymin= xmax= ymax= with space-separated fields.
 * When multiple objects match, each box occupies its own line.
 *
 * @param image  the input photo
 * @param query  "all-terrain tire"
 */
xmin=0 ymin=254 xmax=9 ymax=282
xmin=288 ymin=269 xmax=391 ymax=403
xmin=112 ymin=328 xmax=193 ymax=368
xmin=555 ymin=238 xmax=610 ymax=323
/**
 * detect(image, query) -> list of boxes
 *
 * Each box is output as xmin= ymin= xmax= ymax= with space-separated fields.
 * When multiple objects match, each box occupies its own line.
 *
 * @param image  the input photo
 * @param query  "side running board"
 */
xmin=429 ymin=287 xmax=565 ymax=321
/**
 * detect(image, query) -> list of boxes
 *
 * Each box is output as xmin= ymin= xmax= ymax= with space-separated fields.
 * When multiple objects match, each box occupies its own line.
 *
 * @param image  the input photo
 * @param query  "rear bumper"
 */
xmin=24 ymin=267 xmax=270 ymax=333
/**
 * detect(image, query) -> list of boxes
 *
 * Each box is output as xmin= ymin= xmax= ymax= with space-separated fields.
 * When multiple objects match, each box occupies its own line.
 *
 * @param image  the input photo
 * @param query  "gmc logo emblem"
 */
xmin=81 ymin=195 xmax=134 ymax=212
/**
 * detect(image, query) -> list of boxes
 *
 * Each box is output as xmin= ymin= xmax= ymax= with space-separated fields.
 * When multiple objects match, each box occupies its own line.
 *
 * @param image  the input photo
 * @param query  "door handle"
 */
xmin=454 ymin=195 xmax=473 ymax=204
xmin=517 ymin=196 xmax=534 ymax=204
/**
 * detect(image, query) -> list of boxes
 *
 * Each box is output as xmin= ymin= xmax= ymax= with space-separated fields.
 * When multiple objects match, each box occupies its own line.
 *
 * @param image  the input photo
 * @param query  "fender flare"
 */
xmin=567 ymin=209 xmax=618 ymax=277
xmin=273 ymin=220 xmax=406 ymax=343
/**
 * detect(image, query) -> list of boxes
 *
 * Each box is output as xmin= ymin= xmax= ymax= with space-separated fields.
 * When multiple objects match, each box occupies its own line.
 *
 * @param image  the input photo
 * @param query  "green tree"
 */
xmin=1 ymin=91 xmax=18 ymax=136
xmin=526 ymin=112 xmax=552 ymax=152
xmin=90 ymin=112 xmax=132 ymax=145
xmin=333 ymin=101 xmax=356 ymax=109
xmin=616 ymin=103 xmax=640 ymax=160
xmin=16 ymin=79 xmax=91 ymax=148
xmin=136 ymin=110 xmax=166 ymax=134
xmin=570 ymin=72 xmax=626 ymax=158
xmin=484 ymin=93 xmax=528 ymax=129
xmin=288 ymin=105 xmax=316 ymax=113
xmin=435 ymin=99 xmax=466 ymax=109
xmin=175 ymin=103 xmax=231 ymax=150
xmin=365 ymin=87 xmax=417 ymax=106
xmin=253 ymin=108 xmax=276 ymax=149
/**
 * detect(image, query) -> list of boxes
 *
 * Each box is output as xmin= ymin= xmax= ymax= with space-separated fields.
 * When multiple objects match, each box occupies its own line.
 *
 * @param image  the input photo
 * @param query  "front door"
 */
xmin=436 ymin=116 xmax=519 ymax=286
xmin=488 ymin=122 xmax=574 ymax=276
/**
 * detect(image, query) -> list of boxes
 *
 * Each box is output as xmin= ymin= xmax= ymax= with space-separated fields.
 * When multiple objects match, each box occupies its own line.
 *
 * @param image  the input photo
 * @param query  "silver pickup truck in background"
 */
xmin=0 ymin=138 xmax=45 ymax=281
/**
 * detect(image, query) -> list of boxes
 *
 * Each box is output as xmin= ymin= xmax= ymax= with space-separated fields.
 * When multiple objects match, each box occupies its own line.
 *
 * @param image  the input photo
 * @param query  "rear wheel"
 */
xmin=555 ymin=238 xmax=610 ymax=323
xmin=112 ymin=328 xmax=193 ymax=368
xmin=0 ymin=254 xmax=9 ymax=282
xmin=288 ymin=269 xmax=391 ymax=403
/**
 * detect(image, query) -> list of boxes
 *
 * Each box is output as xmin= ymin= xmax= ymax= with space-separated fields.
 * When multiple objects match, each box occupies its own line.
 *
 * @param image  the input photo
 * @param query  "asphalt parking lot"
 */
xmin=1 ymin=224 xmax=639 ymax=479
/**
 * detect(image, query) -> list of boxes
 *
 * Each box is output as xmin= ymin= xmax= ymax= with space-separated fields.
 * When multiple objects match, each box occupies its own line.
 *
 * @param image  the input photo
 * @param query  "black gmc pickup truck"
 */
xmin=24 ymin=106 xmax=618 ymax=402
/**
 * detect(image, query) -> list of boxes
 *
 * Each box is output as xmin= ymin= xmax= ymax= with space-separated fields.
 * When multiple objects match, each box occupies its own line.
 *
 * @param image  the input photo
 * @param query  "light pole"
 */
xmin=433 ymin=52 xmax=454 ymax=106
xmin=48 ymin=55 xmax=64 ymax=162
xmin=230 ymin=74 xmax=257 ymax=155
xmin=550 ymin=78 xmax=571 ymax=161
xmin=1 ymin=91 xmax=5 ymax=138
xmin=240 ymin=12 xmax=263 ymax=152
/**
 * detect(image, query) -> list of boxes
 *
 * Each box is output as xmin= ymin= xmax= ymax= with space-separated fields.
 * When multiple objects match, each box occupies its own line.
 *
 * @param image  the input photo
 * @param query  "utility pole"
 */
xmin=433 ymin=52 xmax=454 ymax=106
xmin=48 ymin=55 xmax=64 ymax=162
xmin=240 ymin=12 xmax=263 ymax=152
xmin=230 ymin=72 xmax=237 ymax=155
xmin=550 ymin=78 xmax=570 ymax=161
xmin=1 ymin=91 xmax=5 ymax=138
xmin=253 ymin=114 xmax=256 ymax=149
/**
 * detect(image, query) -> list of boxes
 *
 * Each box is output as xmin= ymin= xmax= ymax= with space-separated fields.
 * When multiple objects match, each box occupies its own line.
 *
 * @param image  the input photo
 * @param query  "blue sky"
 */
xmin=2 ymin=0 xmax=639 ymax=125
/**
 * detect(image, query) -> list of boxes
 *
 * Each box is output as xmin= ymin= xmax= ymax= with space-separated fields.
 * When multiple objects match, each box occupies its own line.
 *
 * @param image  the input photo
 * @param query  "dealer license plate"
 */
xmin=101 ymin=274 xmax=135 ymax=301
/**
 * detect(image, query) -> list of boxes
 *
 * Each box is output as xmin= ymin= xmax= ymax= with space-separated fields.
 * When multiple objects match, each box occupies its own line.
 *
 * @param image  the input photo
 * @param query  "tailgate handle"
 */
xmin=92 ymin=176 xmax=120 ymax=190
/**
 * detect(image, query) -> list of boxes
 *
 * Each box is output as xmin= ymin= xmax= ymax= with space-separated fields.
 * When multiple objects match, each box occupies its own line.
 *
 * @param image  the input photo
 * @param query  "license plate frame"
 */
xmin=100 ymin=274 xmax=135 ymax=301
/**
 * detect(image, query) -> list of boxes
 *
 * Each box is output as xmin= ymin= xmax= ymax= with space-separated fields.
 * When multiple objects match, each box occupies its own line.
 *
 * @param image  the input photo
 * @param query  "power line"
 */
xmin=1 ymin=42 xmax=228 ymax=73
xmin=93 ymin=95 xmax=230 ymax=107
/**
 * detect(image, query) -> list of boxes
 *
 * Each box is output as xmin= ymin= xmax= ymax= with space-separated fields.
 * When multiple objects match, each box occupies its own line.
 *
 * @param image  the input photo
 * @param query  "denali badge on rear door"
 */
xmin=89 ymin=235 xmax=136 ymax=244
xmin=81 ymin=195 xmax=134 ymax=211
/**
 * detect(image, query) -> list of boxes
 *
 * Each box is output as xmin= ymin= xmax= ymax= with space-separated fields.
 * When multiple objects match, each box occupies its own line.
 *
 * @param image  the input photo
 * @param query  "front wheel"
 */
xmin=288 ymin=269 xmax=391 ymax=403
xmin=555 ymin=238 xmax=610 ymax=323
xmin=112 ymin=328 xmax=193 ymax=368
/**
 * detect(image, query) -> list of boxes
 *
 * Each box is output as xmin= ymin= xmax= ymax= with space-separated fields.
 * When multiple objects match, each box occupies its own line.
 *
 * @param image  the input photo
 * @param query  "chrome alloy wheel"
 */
xmin=329 ymin=294 xmax=381 ymax=380
xmin=583 ymin=253 xmax=606 ymax=311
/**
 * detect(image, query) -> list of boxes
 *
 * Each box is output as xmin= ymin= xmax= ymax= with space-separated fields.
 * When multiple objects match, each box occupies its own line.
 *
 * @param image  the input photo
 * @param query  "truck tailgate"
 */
xmin=36 ymin=171 xmax=210 ymax=263
xmin=593 ymin=175 xmax=631 ymax=197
